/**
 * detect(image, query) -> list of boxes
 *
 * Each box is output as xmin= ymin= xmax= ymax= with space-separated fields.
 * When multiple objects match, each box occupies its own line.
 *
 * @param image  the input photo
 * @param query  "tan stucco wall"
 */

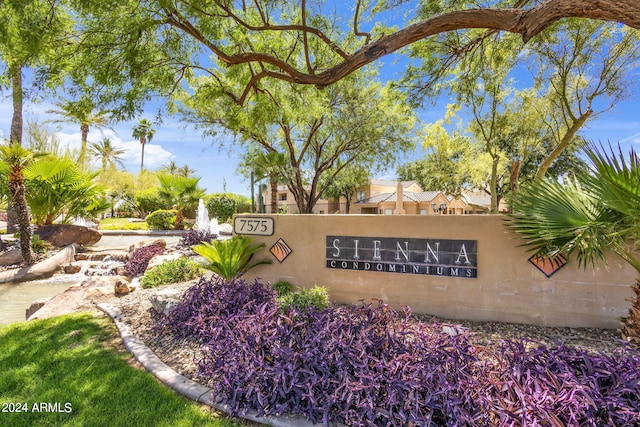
xmin=239 ymin=214 xmax=636 ymax=329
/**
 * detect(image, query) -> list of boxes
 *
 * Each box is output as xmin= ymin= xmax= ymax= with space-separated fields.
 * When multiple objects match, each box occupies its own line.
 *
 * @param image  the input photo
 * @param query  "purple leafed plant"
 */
xmin=124 ymin=242 xmax=165 ymax=277
xmin=179 ymin=229 xmax=218 ymax=248
xmin=156 ymin=277 xmax=640 ymax=426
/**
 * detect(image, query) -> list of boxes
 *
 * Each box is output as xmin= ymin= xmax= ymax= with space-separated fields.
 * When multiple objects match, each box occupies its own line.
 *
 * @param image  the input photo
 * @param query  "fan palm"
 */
xmin=507 ymin=142 xmax=640 ymax=344
xmin=157 ymin=173 xmax=205 ymax=229
xmin=131 ymin=119 xmax=155 ymax=173
xmin=25 ymin=156 xmax=108 ymax=225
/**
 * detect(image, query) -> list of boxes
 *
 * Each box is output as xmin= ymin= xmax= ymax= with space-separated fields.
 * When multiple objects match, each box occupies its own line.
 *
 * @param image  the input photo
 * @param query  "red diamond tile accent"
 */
xmin=529 ymin=254 xmax=568 ymax=278
xmin=270 ymin=238 xmax=292 ymax=263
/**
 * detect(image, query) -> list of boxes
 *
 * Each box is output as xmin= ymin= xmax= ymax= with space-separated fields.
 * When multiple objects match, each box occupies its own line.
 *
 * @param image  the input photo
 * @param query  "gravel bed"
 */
xmin=107 ymin=281 xmax=634 ymax=385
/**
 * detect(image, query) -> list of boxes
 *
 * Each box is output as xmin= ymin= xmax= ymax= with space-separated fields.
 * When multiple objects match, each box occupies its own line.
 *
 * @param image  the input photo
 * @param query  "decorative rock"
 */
xmin=146 ymin=253 xmax=185 ymax=271
xmin=64 ymin=264 xmax=82 ymax=274
xmin=74 ymin=253 xmax=90 ymax=261
xmin=148 ymin=288 xmax=183 ymax=316
xmin=219 ymin=223 xmax=233 ymax=235
xmin=114 ymin=278 xmax=134 ymax=295
xmin=25 ymin=297 xmax=52 ymax=320
xmin=0 ymin=249 xmax=23 ymax=266
xmin=35 ymin=224 xmax=102 ymax=247
xmin=27 ymin=275 xmax=129 ymax=321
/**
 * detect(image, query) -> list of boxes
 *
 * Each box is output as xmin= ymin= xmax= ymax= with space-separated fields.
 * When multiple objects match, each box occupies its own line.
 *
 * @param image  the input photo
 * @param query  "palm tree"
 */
xmin=88 ymin=137 xmax=127 ymax=171
xmin=46 ymin=97 xmax=111 ymax=168
xmin=0 ymin=144 xmax=38 ymax=264
xmin=157 ymin=173 xmax=205 ymax=229
xmin=507 ymin=142 xmax=640 ymax=344
xmin=177 ymin=164 xmax=196 ymax=177
xmin=252 ymin=151 xmax=288 ymax=214
xmin=160 ymin=161 xmax=179 ymax=175
xmin=131 ymin=119 xmax=156 ymax=174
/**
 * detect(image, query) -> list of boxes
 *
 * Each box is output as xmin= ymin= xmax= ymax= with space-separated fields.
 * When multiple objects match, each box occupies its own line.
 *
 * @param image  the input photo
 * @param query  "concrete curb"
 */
xmin=97 ymin=303 xmax=322 ymax=427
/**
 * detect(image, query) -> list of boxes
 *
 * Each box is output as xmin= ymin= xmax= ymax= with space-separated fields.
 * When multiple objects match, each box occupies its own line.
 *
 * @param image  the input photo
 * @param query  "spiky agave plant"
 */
xmin=507 ymin=142 xmax=640 ymax=344
xmin=192 ymin=235 xmax=271 ymax=280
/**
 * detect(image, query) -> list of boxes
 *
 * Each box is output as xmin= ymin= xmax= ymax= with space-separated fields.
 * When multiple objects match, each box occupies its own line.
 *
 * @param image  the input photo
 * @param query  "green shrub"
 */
xmin=277 ymin=285 xmax=330 ymax=312
xmin=135 ymin=188 xmax=165 ymax=216
xmin=192 ymin=235 xmax=271 ymax=280
xmin=145 ymin=209 xmax=177 ymax=230
xmin=272 ymin=279 xmax=294 ymax=296
xmin=140 ymin=258 xmax=202 ymax=289
xmin=31 ymin=234 xmax=51 ymax=254
xmin=207 ymin=196 xmax=236 ymax=222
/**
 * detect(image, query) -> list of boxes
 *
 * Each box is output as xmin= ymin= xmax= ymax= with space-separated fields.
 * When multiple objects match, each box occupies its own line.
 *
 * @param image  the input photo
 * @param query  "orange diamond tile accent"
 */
xmin=270 ymin=238 xmax=293 ymax=263
xmin=529 ymin=254 xmax=568 ymax=278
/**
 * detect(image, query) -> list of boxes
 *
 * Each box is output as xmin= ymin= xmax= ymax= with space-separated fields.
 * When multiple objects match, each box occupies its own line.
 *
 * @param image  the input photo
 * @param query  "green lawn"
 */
xmin=98 ymin=217 xmax=149 ymax=230
xmin=0 ymin=314 xmax=244 ymax=427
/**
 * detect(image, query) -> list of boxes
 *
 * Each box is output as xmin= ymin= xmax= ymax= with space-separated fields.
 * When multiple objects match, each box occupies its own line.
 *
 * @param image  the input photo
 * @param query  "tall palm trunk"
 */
xmin=270 ymin=177 xmax=278 ymax=214
xmin=621 ymin=281 xmax=640 ymax=345
xmin=8 ymin=167 xmax=34 ymax=264
xmin=7 ymin=65 xmax=23 ymax=234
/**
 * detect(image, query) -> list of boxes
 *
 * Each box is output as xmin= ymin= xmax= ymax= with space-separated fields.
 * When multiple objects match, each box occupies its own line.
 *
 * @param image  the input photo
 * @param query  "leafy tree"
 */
xmin=46 ymin=97 xmax=111 ymax=169
xmin=507 ymin=143 xmax=640 ymax=343
xmin=322 ymin=164 xmax=369 ymax=214
xmin=132 ymin=119 xmax=156 ymax=174
xmin=157 ymin=173 xmax=205 ymax=229
xmin=71 ymin=0 xmax=639 ymax=113
xmin=185 ymin=71 xmax=415 ymax=213
xmin=0 ymin=0 xmax=72 ymax=240
xmin=527 ymin=20 xmax=639 ymax=178
xmin=88 ymin=137 xmax=127 ymax=171
xmin=24 ymin=119 xmax=63 ymax=156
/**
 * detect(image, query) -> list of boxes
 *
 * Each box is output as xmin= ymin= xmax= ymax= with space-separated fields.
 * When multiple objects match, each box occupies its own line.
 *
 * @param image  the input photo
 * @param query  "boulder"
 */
xmin=0 ymin=249 xmax=23 ymax=266
xmin=25 ymin=297 xmax=52 ymax=320
xmin=219 ymin=223 xmax=233 ymax=235
xmin=27 ymin=275 xmax=129 ymax=321
xmin=149 ymin=288 xmax=183 ymax=316
xmin=35 ymin=224 xmax=102 ymax=247
xmin=114 ymin=278 xmax=134 ymax=295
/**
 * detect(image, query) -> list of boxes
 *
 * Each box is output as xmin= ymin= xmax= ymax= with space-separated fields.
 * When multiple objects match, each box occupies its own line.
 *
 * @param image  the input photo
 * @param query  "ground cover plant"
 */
xmin=140 ymin=257 xmax=202 ymax=289
xmin=192 ymin=235 xmax=271 ymax=280
xmin=0 ymin=314 xmax=242 ymax=427
xmin=157 ymin=277 xmax=640 ymax=426
xmin=179 ymin=229 xmax=219 ymax=248
xmin=124 ymin=241 xmax=165 ymax=277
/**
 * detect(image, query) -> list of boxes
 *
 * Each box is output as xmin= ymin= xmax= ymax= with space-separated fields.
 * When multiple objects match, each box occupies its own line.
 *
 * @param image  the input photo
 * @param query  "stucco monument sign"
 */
xmin=326 ymin=236 xmax=477 ymax=278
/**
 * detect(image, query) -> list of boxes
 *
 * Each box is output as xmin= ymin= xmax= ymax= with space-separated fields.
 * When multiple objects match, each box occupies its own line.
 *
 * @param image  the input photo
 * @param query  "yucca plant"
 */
xmin=507 ymin=142 xmax=640 ymax=344
xmin=192 ymin=235 xmax=271 ymax=280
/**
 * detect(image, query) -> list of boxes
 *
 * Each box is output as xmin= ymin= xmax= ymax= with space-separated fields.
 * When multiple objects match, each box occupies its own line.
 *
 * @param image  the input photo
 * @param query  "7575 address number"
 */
xmin=234 ymin=217 xmax=274 ymax=236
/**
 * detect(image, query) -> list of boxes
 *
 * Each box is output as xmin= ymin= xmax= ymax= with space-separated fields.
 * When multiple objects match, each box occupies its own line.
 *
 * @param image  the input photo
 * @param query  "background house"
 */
xmin=261 ymin=178 xmax=505 ymax=215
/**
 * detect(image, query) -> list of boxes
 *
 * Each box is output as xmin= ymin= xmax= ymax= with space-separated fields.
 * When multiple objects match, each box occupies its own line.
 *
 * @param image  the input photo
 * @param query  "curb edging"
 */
xmin=97 ymin=303 xmax=320 ymax=427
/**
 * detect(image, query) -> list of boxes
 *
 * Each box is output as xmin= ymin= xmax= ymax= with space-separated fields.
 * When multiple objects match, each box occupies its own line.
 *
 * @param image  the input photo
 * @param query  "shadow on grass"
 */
xmin=0 ymin=314 xmax=240 ymax=427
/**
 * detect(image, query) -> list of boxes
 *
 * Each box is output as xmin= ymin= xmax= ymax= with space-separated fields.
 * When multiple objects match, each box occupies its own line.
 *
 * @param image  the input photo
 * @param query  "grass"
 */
xmin=98 ymin=217 xmax=149 ymax=230
xmin=0 ymin=314 xmax=245 ymax=427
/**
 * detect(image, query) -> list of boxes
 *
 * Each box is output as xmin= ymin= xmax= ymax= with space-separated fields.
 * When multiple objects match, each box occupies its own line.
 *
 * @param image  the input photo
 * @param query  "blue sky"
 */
xmin=1 ymin=53 xmax=638 ymax=197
